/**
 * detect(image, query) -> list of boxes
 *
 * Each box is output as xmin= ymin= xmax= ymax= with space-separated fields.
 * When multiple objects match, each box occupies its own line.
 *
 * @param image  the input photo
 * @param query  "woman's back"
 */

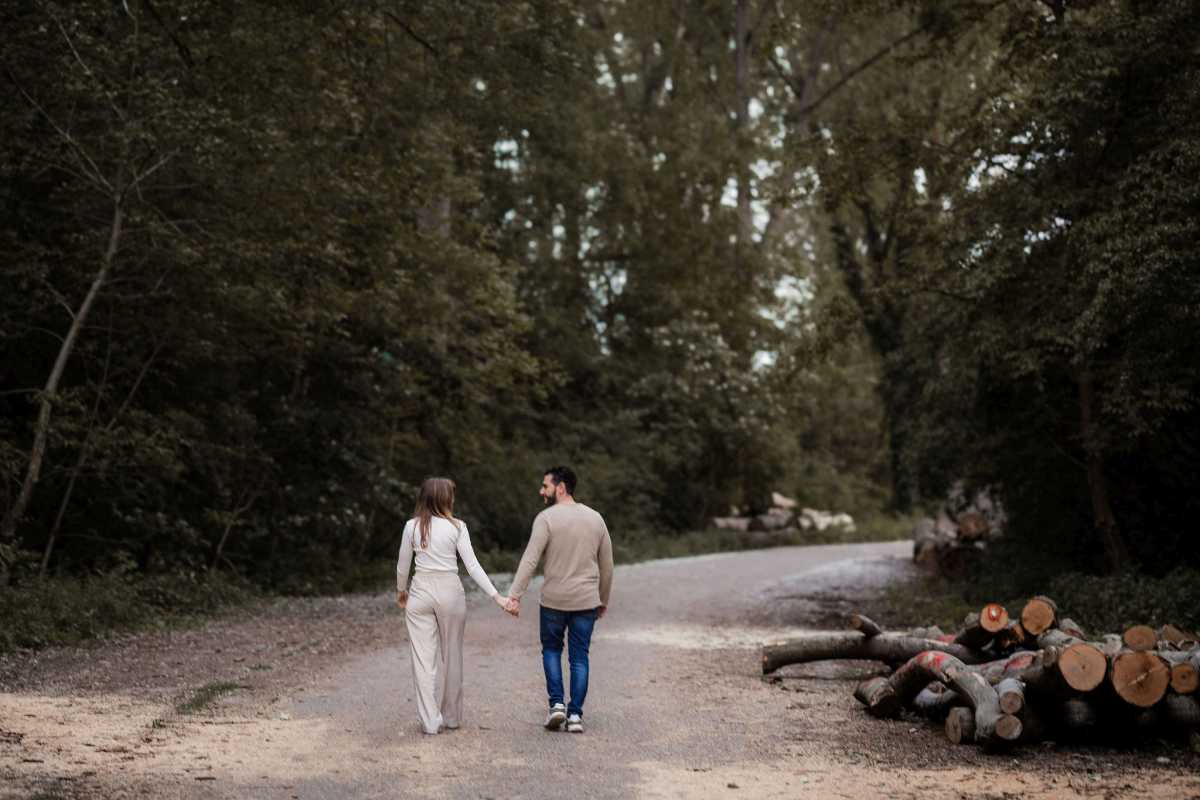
xmin=408 ymin=516 xmax=466 ymax=572
xmin=399 ymin=515 xmax=496 ymax=595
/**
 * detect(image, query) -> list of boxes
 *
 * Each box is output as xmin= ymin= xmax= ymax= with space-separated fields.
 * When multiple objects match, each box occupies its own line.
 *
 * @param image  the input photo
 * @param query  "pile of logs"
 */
xmin=912 ymin=484 xmax=1004 ymax=576
xmin=762 ymin=595 xmax=1199 ymax=749
xmin=711 ymin=492 xmax=855 ymax=535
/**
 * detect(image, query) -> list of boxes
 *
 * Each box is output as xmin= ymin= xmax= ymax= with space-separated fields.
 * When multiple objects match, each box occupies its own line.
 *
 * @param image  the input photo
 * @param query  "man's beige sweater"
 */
xmin=509 ymin=502 xmax=613 ymax=611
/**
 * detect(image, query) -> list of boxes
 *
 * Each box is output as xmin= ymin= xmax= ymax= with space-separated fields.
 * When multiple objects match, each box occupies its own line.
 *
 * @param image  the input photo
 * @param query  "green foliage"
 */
xmin=0 ymin=573 xmax=252 ymax=653
xmin=1045 ymin=570 xmax=1200 ymax=634
xmin=875 ymin=575 xmax=977 ymax=633
xmin=14 ymin=0 xmax=1191 ymax=641
xmin=803 ymin=0 xmax=1200 ymax=575
xmin=879 ymin=567 xmax=1200 ymax=635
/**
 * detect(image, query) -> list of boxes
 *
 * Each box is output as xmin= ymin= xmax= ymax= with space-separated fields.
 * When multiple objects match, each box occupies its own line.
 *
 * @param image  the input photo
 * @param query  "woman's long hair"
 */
xmin=413 ymin=477 xmax=458 ymax=549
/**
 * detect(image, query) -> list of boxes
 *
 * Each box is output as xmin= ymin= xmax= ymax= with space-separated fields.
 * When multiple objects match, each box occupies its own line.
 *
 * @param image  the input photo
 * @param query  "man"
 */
xmin=504 ymin=466 xmax=613 ymax=734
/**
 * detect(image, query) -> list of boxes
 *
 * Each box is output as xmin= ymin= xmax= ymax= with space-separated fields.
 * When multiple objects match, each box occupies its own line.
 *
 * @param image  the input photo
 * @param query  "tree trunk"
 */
xmin=733 ymin=0 xmax=753 ymax=263
xmin=1034 ymin=631 xmax=1108 ymax=691
xmin=908 ymin=651 xmax=1018 ymax=745
xmin=912 ymin=684 xmax=962 ymax=720
xmin=210 ymin=491 xmax=258 ymax=572
xmin=0 ymin=201 xmax=124 ymax=554
xmin=996 ymin=678 xmax=1025 ymax=715
xmin=1078 ymin=370 xmax=1129 ymax=573
xmin=992 ymin=621 xmax=1031 ymax=652
xmin=1121 ymin=624 xmax=1157 ymax=651
xmin=1162 ymin=650 xmax=1199 ymax=694
xmin=39 ymin=339 xmax=159 ymax=576
xmin=1020 ymin=595 xmax=1058 ymax=636
xmin=953 ymin=612 xmax=994 ymax=650
xmin=761 ymin=631 xmax=984 ymax=674
xmin=1158 ymin=624 xmax=1198 ymax=649
xmin=849 ymin=613 xmax=884 ymax=638
xmin=945 ymin=706 xmax=975 ymax=744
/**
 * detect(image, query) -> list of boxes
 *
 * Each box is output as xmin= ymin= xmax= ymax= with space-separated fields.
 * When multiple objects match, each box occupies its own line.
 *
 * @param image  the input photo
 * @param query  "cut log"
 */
xmin=956 ymin=511 xmax=989 ymax=541
xmin=993 ymin=713 xmax=1023 ymax=742
xmin=911 ymin=518 xmax=941 ymax=564
xmin=909 ymin=625 xmax=945 ymax=640
xmin=912 ymin=684 xmax=962 ymax=720
xmin=1057 ymin=617 xmax=1086 ymax=640
xmin=1033 ymin=631 xmax=1108 ymax=692
xmin=1122 ymin=624 xmax=1157 ymax=652
xmin=953 ymin=613 xmax=994 ymax=651
xmin=996 ymin=678 xmax=1025 ymax=715
xmin=770 ymin=491 xmax=798 ymax=510
xmin=1058 ymin=644 xmax=1108 ymax=692
xmin=992 ymin=621 xmax=1030 ymax=653
xmin=1161 ymin=650 xmax=1199 ymax=695
xmin=980 ymin=603 xmax=1009 ymax=633
xmin=1158 ymin=624 xmax=1199 ymax=649
xmin=1109 ymin=650 xmax=1170 ymax=707
xmin=849 ymin=614 xmax=883 ymax=639
xmin=976 ymin=651 xmax=1038 ymax=685
xmin=748 ymin=509 xmax=793 ymax=531
xmin=1020 ymin=595 xmax=1058 ymax=636
xmin=945 ymin=706 xmax=975 ymax=745
xmin=893 ymin=651 xmax=1019 ymax=745
xmin=1006 ymin=647 xmax=1067 ymax=696
xmin=853 ymin=676 xmax=901 ymax=718
xmin=761 ymin=632 xmax=984 ymax=674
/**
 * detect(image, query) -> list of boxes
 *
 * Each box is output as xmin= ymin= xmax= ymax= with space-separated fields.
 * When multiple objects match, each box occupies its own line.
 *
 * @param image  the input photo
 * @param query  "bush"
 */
xmin=876 ymin=566 xmax=1200 ymax=635
xmin=0 ymin=572 xmax=253 ymax=653
xmin=1045 ymin=569 xmax=1200 ymax=633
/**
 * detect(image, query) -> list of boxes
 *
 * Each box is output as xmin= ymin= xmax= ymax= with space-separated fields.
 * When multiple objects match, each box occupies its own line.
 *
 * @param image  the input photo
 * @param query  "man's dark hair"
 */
xmin=544 ymin=465 xmax=577 ymax=496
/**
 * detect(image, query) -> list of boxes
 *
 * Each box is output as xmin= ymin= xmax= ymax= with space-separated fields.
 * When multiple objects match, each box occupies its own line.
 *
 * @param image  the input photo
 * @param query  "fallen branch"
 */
xmin=762 ymin=632 xmax=984 ymax=675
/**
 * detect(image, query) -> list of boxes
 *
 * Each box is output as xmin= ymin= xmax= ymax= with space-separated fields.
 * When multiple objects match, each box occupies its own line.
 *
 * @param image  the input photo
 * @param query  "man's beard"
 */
xmin=543 ymin=492 xmax=556 ymax=506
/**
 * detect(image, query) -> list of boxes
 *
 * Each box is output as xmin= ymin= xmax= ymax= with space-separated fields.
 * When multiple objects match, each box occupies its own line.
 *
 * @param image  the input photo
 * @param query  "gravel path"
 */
xmin=2 ymin=540 xmax=1197 ymax=799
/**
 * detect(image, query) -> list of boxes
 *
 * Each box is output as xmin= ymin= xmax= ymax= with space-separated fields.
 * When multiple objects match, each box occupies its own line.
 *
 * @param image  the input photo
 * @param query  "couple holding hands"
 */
xmin=395 ymin=466 xmax=614 ymax=735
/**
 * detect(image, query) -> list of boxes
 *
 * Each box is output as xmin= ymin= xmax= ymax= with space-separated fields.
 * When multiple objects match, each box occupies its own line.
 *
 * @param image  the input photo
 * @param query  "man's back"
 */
xmin=510 ymin=502 xmax=613 ymax=611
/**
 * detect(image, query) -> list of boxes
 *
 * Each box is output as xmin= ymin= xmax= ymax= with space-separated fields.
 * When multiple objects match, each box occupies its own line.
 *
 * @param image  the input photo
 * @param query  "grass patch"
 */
xmin=175 ymin=681 xmax=243 ymax=715
xmin=874 ymin=574 xmax=979 ymax=632
xmin=0 ymin=572 xmax=254 ymax=655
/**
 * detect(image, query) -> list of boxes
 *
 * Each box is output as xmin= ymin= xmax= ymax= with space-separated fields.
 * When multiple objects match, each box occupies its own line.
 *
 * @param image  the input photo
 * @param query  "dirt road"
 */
xmin=2 ymin=540 xmax=1198 ymax=799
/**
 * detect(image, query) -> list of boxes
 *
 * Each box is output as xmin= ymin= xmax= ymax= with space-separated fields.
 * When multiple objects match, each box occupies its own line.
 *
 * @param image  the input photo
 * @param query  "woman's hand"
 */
xmin=396 ymin=590 xmax=408 ymax=609
xmin=494 ymin=594 xmax=518 ymax=616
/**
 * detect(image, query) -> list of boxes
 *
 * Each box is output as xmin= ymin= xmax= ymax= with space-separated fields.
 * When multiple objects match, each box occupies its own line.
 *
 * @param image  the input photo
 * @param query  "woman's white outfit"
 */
xmin=396 ymin=516 xmax=498 ymax=734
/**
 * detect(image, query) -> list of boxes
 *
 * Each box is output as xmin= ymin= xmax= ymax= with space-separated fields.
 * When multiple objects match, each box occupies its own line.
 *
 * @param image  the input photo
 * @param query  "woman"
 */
xmin=396 ymin=477 xmax=509 ymax=735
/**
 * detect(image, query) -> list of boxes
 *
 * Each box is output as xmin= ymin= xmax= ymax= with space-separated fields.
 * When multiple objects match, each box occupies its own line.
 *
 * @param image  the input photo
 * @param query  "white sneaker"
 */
xmin=566 ymin=713 xmax=583 ymax=733
xmin=544 ymin=703 xmax=566 ymax=730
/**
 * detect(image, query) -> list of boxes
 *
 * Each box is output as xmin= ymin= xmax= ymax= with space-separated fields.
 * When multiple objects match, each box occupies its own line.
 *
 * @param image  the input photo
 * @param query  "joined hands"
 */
xmin=494 ymin=594 xmax=520 ymax=617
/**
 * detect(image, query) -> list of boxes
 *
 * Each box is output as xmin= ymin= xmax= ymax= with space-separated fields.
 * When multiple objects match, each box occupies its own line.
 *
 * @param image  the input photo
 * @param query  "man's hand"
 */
xmin=396 ymin=590 xmax=408 ymax=609
xmin=504 ymin=596 xmax=521 ymax=617
xmin=596 ymin=605 xmax=607 ymax=620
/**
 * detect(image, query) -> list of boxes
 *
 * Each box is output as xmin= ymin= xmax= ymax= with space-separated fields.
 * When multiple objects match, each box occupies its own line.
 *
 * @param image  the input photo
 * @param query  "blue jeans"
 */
xmin=540 ymin=606 xmax=597 ymax=717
